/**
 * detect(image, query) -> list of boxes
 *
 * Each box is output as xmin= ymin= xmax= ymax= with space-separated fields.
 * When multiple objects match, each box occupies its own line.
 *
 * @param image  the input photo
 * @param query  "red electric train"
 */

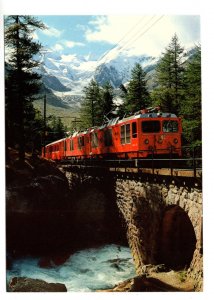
xmin=42 ymin=108 xmax=182 ymax=161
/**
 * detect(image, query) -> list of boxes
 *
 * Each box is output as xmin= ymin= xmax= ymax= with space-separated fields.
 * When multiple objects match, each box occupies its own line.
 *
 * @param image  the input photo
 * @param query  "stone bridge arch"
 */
xmin=158 ymin=205 xmax=196 ymax=269
xmin=115 ymin=176 xmax=202 ymax=289
xmin=62 ymin=167 xmax=202 ymax=290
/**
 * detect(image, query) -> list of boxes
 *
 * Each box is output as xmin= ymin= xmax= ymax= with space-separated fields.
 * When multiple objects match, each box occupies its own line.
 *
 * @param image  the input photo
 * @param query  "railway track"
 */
xmin=59 ymin=158 xmax=202 ymax=179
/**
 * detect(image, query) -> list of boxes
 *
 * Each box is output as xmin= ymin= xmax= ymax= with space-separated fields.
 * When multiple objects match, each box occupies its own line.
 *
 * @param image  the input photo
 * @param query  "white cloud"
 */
xmin=4 ymin=45 xmax=14 ymax=63
xmin=85 ymin=15 xmax=200 ymax=57
xmin=52 ymin=43 xmax=64 ymax=51
xmin=43 ymin=25 xmax=63 ymax=37
xmin=64 ymin=40 xmax=85 ymax=48
xmin=31 ymin=32 xmax=38 ymax=40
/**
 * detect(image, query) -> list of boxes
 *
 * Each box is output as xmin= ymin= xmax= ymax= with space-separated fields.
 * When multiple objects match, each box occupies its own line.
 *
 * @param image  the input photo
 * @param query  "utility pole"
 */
xmin=91 ymin=98 xmax=95 ymax=127
xmin=43 ymin=94 xmax=47 ymax=157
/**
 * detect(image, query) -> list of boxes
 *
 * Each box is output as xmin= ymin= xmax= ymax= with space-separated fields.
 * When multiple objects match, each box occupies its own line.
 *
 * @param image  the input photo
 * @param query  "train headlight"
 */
xmin=173 ymin=138 xmax=178 ymax=144
xmin=144 ymin=139 xmax=149 ymax=144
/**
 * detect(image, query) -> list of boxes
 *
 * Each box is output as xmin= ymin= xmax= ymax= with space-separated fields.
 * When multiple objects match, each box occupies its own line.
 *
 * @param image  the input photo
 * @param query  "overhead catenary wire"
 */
xmin=117 ymin=15 xmax=165 ymax=55
xmin=98 ymin=15 xmax=165 ymax=65
xmin=115 ymin=16 xmax=157 ymax=53
xmin=98 ymin=15 xmax=149 ymax=62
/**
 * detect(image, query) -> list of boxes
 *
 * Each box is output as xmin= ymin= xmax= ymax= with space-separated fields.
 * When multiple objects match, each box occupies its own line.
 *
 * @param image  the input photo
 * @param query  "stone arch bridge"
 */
xmin=60 ymin=163 xmax=203 ymax=291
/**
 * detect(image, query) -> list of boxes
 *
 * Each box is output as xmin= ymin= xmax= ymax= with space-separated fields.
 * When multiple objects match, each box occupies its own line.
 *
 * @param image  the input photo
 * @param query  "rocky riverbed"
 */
xmin=6 ymin=149 xmax=129 ymax=291
xmin=5 ymin=149 xmax=200 ymax=292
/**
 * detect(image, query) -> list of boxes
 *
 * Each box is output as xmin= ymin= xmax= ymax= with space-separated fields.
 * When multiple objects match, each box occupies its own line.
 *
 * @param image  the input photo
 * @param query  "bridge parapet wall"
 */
xmin=115 ymin=176 xmax=202 ymax=291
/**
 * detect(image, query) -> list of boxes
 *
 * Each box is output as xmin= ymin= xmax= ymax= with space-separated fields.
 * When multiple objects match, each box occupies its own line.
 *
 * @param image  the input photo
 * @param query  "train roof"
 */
xmin=100 ymin=112 xmax=178 ymax=128
xmin=81 ymin=112 xmax=179 ymax=132
xmin=45 ymin=137 xmax=66 ymax=147
xmin=44 ymin=112 xmax=179 ymax=145
xmin=117 ymin=112 xmax=178 ymax=124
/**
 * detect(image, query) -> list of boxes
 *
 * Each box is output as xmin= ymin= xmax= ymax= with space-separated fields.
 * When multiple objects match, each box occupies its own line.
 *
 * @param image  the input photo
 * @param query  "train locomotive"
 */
xmin=42 ymin=107 xmax=182 ymax=161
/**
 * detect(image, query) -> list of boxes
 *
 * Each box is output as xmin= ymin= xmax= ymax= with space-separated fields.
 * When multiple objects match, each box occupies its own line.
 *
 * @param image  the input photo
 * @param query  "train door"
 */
xmin=60 ymin=139 xmax=66 ymax=159
xmin=89 ymin=130 xmax=99 ymax=156
xmin=131 ymin=121 xmax=138 ymax=147
xmin=161 ymin=119 xmax=182 ymax=156
xmin=64 ymin=139 xmax=67 ymax=158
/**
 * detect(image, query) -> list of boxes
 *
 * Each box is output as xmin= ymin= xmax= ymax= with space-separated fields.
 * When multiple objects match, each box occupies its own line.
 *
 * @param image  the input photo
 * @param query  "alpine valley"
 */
xmin=35 ymin=49 xmax=158 ymax=112
xmin=34 ymin=46 xmax=195 ymax=125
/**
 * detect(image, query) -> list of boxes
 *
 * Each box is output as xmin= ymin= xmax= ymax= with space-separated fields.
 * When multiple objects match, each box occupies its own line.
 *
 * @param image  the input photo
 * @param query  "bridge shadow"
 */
xmin=69 ymin=176 xmax=128 ymax=249
xmin=130 ymin=275 xmax=193 ymax=292
xmin=157 ymin=205 xmax=196 ymax=270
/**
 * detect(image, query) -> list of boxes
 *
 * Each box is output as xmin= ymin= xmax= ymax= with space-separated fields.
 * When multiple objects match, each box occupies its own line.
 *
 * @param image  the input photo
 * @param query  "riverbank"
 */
xmin=5 ymin=149 xmax=200 ymax=292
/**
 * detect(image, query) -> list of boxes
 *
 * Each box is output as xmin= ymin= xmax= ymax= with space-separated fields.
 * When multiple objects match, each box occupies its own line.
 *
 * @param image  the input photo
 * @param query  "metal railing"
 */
xmin=60 ymin=145 xmax=202 ymax=178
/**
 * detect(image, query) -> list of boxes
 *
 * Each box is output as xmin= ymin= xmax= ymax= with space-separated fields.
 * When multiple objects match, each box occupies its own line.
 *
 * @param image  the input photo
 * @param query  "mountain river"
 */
xmin=7 ymin=244 xmax=136 ymax=292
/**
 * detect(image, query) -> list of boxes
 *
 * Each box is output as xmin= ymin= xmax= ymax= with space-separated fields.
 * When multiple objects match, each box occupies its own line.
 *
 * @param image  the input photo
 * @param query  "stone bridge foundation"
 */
xmin=115 ymin=176 xmax=202 ymax=291
xmin=62 ymin=167 xmax=202 ymax=291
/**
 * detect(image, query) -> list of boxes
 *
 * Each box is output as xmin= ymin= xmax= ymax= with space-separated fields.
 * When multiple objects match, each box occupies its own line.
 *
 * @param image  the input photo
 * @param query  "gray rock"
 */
xmin=9 ymin=277 xmax=67 ymax=292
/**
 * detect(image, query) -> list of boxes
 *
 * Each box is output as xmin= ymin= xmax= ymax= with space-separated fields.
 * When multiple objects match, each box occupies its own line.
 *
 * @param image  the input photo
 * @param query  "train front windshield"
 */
xmin=162 ymin=120 xmax=178 ymax=132
xmin=141 ymin=120 xmax=179 ymax=133
xmin=141 ymin=121 xmax=160 ymax=133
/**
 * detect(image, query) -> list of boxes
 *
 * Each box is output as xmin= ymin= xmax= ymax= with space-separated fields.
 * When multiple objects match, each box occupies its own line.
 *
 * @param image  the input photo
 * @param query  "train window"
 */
xmin=70 ymin=139 xmax=74 ymax=151
xmin=121 ymin=125 xmax=125 ymax=144
xmin=132 ymin=122 xmax=137 ymax=138
xmin=78 ymin=136 xmax=85 ymax=149
xmin=104 ymin=128 xmax=113 ymax=146
xmin=78 ymin=138 xmax=81 ymax=149
xmin=142 ymin=121 xmax=160 ymax=133
xmin=91 ymin=132 xmax=98 ymax=148
xmin=163 ymin=120 xmax=178 ymax=132
xmin=120 ymin=124 xmax=131 ymax=144
xmin=126 ymin=124 xmax=130 ymax=143
xmin=64 ymin=141 xmax=67 ymax=151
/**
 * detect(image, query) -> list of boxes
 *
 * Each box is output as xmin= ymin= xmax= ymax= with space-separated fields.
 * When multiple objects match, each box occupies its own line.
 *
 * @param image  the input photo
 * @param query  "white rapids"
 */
xmin=7 ymin=244 xmax=136 ymax=292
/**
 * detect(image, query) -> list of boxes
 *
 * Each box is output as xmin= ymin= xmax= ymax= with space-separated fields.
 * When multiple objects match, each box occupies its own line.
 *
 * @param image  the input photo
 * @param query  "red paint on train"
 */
xmin=42 ymin=109 xmax=182 ymax=161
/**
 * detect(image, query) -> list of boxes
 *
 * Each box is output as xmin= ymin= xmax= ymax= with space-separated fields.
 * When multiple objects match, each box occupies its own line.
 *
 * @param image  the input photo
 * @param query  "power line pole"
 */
xmin=43 ymin=94 xmax=47 ymax=157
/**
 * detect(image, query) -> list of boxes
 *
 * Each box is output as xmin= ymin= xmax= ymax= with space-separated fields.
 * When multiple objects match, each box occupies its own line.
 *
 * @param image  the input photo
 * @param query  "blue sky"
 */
xmin=34 ymin=15 xmax=200 ymax=61
xmin=36 ymin=15 xmax=113 ymax=59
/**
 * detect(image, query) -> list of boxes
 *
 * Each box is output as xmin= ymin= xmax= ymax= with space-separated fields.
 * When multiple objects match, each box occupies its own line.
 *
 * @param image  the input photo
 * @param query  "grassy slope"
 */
xmin=33 ymin=99 xmax=80 ymax=129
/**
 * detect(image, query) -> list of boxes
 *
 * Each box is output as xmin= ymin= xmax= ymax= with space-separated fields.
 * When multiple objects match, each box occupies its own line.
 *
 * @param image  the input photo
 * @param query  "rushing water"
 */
xmin=7 ymin=244 xmax=136 ymax=292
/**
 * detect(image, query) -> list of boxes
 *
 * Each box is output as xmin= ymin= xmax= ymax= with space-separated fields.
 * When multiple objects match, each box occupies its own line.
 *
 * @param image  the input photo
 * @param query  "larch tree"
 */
xmin=80 ymin=79 xmax=102 ymax=128
xmin=181 ymin=45 xmax=201 ymax=148
xmin=125 ymin=63 xmax=150 ymax=114
xmin=152 ymin=34 xmax=186 ymax=114
xmin=100 ymin=82 xmax=115 ymax=121
xmin=5 ymin=15 xmax=46 ymax=160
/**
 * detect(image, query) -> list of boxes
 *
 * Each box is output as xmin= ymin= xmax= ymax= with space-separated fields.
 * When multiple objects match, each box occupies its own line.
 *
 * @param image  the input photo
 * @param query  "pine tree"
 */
xmin=47 ymin=115 xmax=66 ymax=142
xmin=181 ymin=45 xmax=201 ymax=148
xmin=80 ymin=79 xmax=102 ymax=128
xmin=115 ymin=84 xmax=128 ymax=118
xmin=5 ymin=15 xmax=45 ymax=160
xmin=125 ymin=63 xmax=150 ymax=113
xmin=152 ymin=34 xmax=186 ymax=114
xmin=100 ymin=82 xmax=115 ymax=120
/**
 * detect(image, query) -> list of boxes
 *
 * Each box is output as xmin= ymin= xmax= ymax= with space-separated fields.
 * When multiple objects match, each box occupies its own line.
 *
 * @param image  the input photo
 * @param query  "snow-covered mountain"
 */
xmin=38 ymin=49 xmax=158 ymax=108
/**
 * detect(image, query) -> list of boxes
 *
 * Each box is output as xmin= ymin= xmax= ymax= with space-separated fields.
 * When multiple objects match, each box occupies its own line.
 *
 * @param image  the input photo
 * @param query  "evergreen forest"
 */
xmin=5 ymin=16 xmax=201 ymax=161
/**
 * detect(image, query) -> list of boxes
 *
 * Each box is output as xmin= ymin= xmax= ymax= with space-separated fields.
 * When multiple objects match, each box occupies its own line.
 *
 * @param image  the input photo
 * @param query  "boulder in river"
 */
xmin=8 ymin=277 xmax=67 ymax=292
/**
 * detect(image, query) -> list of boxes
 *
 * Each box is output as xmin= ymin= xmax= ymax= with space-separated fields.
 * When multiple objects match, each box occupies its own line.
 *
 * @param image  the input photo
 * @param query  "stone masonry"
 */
xmin=115 ymin=176 xmax=203 ymax=291
xmin=62 ymin=166 xmax=203 ymax=291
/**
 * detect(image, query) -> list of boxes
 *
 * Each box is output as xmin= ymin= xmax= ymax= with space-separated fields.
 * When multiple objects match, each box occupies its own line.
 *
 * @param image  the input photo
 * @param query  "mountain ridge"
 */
xmin=38 ymin=50 xmax=159 ymax=109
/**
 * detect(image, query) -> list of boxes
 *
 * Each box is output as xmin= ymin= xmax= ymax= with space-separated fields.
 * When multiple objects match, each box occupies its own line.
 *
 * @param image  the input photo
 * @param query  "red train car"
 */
xmin=42 ymin=109 xmax=182 ymax=161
